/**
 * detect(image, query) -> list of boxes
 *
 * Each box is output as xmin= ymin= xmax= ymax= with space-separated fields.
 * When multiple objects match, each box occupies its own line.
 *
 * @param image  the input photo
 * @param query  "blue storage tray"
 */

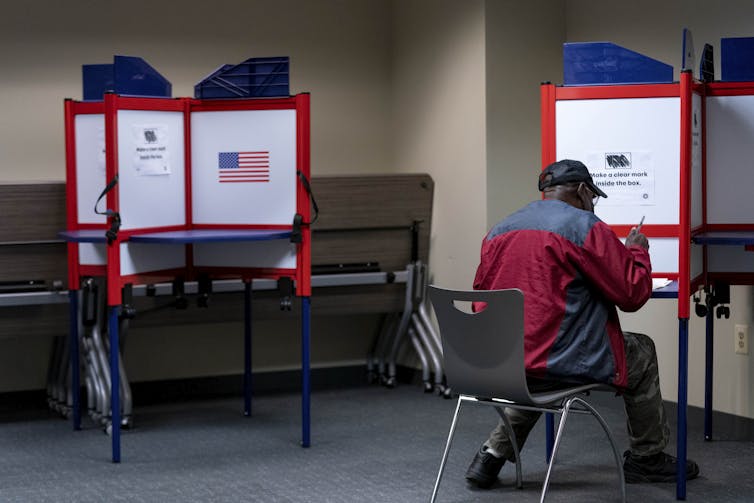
xmin=564 ymin=42 xmax=673 ymax=86
xmin=82 ymin=64 xmax=115 ymax=101
xmin=194 ymin=57 xmax=289 ymax=99
xmin=721 ymin=37 xmax=754 ymax=82
xmin=82 ymin=55 xmax=171 ymax=100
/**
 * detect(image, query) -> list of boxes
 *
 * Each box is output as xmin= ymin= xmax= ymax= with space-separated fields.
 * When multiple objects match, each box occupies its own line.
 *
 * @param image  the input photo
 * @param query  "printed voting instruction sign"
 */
xmin=586 ymin=150 xmax=656 ymax=206
xmin=132 ymin=124 xmax=171 ymax=176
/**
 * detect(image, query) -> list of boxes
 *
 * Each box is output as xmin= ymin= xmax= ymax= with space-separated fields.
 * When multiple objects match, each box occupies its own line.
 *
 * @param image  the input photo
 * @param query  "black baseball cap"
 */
xmin=538 ymin=159 xmax=608 ymax=199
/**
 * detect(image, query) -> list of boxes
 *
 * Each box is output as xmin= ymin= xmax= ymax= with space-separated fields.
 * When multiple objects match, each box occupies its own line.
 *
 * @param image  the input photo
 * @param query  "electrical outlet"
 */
xmin=735 ymin=324 xmax=749 ymax=355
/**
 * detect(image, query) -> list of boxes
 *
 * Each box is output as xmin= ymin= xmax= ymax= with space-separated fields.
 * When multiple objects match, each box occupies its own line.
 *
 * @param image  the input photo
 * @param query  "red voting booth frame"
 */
xmin=63 ymin=93 xmax=312 ymax=462
xmin=541 ymin=72 xmax=706 ymax=313
xmin=64 ymin=94 xmax=312 ymax=301
xmin=540 ymin=72 xmax=705 ymax=500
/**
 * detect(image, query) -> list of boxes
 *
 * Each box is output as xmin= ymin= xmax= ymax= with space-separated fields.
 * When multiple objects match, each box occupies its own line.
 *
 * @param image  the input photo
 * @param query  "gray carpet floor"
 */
xmin=1 ymin=384 xmax=753 ymax=502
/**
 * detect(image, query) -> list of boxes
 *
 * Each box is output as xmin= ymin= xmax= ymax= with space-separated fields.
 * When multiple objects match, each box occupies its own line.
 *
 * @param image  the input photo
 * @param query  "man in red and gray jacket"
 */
xmin=466 ymin=159 xmax=699 ymax=487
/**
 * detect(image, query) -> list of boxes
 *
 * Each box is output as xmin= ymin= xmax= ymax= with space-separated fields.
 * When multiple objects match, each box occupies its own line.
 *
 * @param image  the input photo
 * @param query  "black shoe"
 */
xmin=623 ymin=450 xmax=700 ymax=483
xmin=465 ymin=445 xmax=506 ymax=489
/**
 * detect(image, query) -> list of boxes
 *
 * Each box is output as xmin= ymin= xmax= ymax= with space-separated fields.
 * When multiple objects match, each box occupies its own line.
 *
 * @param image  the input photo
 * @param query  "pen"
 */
xmin=636 ymin=215 xmax=645 ymax=232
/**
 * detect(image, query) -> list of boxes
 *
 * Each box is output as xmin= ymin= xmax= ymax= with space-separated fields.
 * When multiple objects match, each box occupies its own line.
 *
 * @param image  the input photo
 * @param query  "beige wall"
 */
xmin=485 ymin=0 xmax=565 ymax=227
xmin=0 ymin=0 xmax=393 ymax=182
xmin=391 ymin=0 xmax=487 ymax=289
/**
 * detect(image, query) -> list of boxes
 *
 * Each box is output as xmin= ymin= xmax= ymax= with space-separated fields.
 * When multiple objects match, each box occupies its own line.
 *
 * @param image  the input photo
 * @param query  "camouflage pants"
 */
xmin=486 ymin=332 xmax=670 ymax=460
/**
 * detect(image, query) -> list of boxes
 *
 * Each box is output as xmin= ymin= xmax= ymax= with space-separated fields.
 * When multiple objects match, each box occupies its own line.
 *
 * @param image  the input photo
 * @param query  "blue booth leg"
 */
xmin=704 ymin=309 xmax=714 ymax=441
xmin=302 ymin=296 xmax=311 ymax=448
xmin=109 ymin=306 xmax=121 ymax=463
xmin=545 ymin=413 xmax=554 ymax=463
xmin=244 ymin=280 xmax=252 ymax=417
xmin=677 ymin=318 xmax=689 ymax=500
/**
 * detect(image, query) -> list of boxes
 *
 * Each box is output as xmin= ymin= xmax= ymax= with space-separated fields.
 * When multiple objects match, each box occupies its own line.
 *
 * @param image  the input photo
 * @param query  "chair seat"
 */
xmin=529 ymin=382 xmax=605 ymax=406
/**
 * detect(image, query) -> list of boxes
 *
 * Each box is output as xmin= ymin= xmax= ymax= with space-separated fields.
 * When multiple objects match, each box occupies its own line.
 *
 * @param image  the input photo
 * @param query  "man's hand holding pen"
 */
xmin=626 ymin=215 xmax=649 ymax=250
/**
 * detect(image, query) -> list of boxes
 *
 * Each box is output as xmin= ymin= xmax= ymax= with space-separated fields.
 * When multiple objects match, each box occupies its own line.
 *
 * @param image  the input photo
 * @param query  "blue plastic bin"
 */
xmin=82 ymin=64 xmax=115 ymax=101
xmin=721 ymin=37 xmax=754 ymax=82
xmin=563 ymin=42 xmax=673 ymax=86
xmin=194 ymin=57 xmax=289 ymax=99
xmin=82 ymin=55 xmax=171 ymax=100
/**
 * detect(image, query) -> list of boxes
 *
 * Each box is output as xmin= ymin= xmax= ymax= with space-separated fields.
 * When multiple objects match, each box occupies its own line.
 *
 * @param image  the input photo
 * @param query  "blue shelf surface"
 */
xmin=691 ymin=231 xmax=754 ymax=246
xmin=59 ymin=230 xmax=107 ymax=243
xmin=128 ymin=229 xmax=292 ymax=244
xmin=59 ymin=229 xmax=292 ymax=244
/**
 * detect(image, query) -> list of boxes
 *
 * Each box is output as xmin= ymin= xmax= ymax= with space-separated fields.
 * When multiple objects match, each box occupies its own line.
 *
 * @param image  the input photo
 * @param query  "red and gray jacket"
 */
xmin=473 ymin=199 xmax=652 ymax=389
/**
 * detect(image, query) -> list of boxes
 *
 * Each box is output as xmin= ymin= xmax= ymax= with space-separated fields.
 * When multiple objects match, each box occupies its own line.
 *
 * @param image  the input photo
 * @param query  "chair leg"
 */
xmin=540 ymin=399 xmax=574 ymax=503
xmin=430 ymin=397 xmax=463 ymax=503
xmin=495 ymin=406 xmax=523 ymax=489
xmin=571 ymin=397 xmax=626 ymax=503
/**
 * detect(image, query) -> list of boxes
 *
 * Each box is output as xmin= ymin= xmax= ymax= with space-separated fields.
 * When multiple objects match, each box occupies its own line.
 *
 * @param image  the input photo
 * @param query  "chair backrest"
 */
xmin=428 ymin=286 xmax=533 ymax=404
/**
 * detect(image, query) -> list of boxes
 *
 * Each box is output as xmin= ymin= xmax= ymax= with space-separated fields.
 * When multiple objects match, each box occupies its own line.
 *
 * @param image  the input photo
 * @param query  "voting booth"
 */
xmin=62 ymin=84 xmax=312 ymax=461
xmin=542 ymin=39 xmax=754 ymax=500
xmin=542 ymin=43 xmax=704 ymax=500
xmin=541 ymin=71 xmax=704 ymax=308
xmin=702 ymin=80 xmax=754 ymax=282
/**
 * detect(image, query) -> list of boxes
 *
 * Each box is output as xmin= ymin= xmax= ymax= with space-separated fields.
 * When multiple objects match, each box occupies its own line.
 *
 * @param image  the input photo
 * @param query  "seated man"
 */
xmin=467 ymin=159 xmax=699 ymax=487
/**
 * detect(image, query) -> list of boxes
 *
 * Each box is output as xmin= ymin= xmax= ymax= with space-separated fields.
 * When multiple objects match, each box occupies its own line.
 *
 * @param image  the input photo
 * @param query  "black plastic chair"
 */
xmin=427 ymin=286 xmax=625 ymax=503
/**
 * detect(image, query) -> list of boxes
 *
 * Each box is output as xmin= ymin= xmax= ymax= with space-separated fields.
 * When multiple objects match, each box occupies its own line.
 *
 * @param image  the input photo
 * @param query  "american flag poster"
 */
xmin=217 ymin=151 xmax=270 ymax=183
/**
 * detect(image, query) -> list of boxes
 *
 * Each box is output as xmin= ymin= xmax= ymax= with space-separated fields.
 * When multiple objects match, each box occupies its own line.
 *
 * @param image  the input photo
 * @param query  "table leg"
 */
xmin=69 ymin=289 xmax=81 ymax=431
xmin=109 ymin=305 xmax=121 ymax=463
xmin=302 ymin=296 xmax=311 ymax=447
xmin=677 ymin=317 xmax=689 ymax=500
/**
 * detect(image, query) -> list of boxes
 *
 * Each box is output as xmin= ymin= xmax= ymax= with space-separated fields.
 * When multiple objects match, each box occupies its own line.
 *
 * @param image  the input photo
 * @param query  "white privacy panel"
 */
xmin=691 ymin=93 xmax=703 ymax=229
xmin=75 ymin=114 xmax=107 ymax=225
xmin=78 ymin=242 xmax=107 ymax=266
xmin=556 ymin=97 xmax=681 ymax=226
xmin=706 ymin=95 xmax=754 ymax=224
xmin=622 ymin=237 xmax=679 ymax=276
xmin=119 ymin=243 xmax=185 ymax=276
xmin=191 ymin=109 xmax=297 ymax=225
xmin=707 ymin=246 xmax=754 ymax=273
xmin=691 ymin=243 xmax=704 ymax=280
xmin=116 ymin=110 xmax=186 ymax=230
xmin=193 ymin=241 xmax=297 ymax=269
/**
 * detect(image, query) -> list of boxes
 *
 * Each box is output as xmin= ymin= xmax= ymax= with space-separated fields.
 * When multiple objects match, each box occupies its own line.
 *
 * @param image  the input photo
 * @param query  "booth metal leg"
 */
xmin=244 ymin=280 xmax=252 ymax=417
xmin=109 ymin=306 xmax=121 ymax=463
xmin=704 ymin=310 xmax=714 ymax=441
xmin=69 ymin=289 xmax=81 ymax=431
xmin=677 ymin=318 xmax=689 ymax=500
xmin=302 ymin=296 xmax=311 ymax=448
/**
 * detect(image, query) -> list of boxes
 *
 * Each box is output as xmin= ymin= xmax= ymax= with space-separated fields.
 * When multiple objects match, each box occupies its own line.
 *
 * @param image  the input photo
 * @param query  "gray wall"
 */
xmin=392 ymin=0 xmax=487 ymax=289
xmin=485 ymin=0 xmax=565 ymax=226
